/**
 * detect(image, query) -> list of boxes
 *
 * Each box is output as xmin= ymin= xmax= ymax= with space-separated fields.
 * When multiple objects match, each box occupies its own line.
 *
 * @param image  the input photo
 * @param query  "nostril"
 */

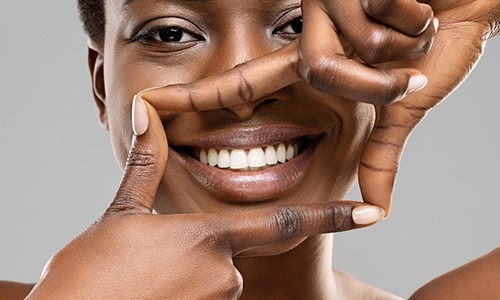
xmin=253 ymin=98 xmax=280 ymax=112
xmin=227 ymin=97 xmax=280 ymax=120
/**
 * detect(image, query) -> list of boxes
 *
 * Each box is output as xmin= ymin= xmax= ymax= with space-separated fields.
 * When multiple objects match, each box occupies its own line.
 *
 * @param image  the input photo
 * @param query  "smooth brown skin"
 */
xmin=2 ymin=0 xmax=500 ymax=299
xmin=410 ymin=248 xmax=500 ymax=299
xmin=0 ymin=282 xmax=32 ymax=300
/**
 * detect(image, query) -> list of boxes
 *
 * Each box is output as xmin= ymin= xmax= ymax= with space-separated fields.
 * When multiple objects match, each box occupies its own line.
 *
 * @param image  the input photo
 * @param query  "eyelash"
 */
xmin=132 ymin=26 xmax=204 ymax=44
xmin=274 ymin=16 xmax=303 ymax=38
xmin=130 ymin=14 xmax=303 ymax=48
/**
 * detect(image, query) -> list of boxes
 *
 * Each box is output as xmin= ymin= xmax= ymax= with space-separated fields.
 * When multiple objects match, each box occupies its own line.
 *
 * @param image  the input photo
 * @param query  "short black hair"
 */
xmin=77 ymin=0 xmax=105 ymax=46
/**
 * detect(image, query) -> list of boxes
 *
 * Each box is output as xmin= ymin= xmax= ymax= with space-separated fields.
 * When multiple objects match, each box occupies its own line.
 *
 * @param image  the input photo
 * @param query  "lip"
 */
xmin=169 ymin=126 xmax=322 ymax=149
xmin=169 ymin=126 xmax=326 ymax=203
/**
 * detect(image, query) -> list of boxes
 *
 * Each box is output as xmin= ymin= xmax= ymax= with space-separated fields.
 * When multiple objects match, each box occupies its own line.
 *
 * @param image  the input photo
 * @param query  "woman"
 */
xmin=1 ymin=0 xmax=499 ymax=298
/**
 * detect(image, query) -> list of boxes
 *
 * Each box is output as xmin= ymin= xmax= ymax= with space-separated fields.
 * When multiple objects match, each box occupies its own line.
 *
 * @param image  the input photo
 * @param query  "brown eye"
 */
xmin=152 ymin=27 xmax=198 ymax=43
xmin=280 ymin=17 xmax=302 ymax=34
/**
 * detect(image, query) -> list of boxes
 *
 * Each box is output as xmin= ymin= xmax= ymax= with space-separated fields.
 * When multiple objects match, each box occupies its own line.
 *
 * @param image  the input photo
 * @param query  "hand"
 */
xmin=140 ymin=0 xmax=500 ymax=215
xmin=26 ymin=95 xmax=384 ymax=299
xmin=358 ymin=0 xmax=500 ymax=213
xmin=300 ymin=0 xmax=437 ymax=104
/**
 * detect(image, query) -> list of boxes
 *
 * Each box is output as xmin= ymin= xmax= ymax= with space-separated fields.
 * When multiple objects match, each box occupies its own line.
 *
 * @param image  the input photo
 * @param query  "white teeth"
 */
xmin=199 ymin=149 xmax=208 ymax=165
xmin=286 ymin=144 xmax=294 ymax=161
xmin=230 ymin=149 xmax=248 ymax=169
xmin=265 ymin=146 xmax=278 ymax=165
xmin=208 ymin=149 xmax=218 ymax=167
xmin=248 ymin=148 xmax=266 ymax=167
xmin=197 ymin=142 xmax=299 ymax=170
xmin=218 ymin=149 xmax=230 ymax=168
xmin=277 ymin=143 xmax=286 ymax=163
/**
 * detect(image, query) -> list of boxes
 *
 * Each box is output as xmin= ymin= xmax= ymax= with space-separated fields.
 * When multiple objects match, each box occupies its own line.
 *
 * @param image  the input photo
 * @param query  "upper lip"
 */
xmin=168 ymin=125 xmax=325 ymax=149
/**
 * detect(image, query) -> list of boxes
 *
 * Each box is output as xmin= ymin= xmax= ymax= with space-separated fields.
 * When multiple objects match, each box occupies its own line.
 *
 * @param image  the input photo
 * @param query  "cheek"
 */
xmin=315 ymin=102 xmax=376 ymax=200
xmin=103 ymin=52 xmax=207 ymax=169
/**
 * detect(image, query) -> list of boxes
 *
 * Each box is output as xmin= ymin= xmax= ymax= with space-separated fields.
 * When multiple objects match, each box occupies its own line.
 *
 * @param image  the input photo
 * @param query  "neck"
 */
xmin=234 ymin=234 xmax=337 ymax=300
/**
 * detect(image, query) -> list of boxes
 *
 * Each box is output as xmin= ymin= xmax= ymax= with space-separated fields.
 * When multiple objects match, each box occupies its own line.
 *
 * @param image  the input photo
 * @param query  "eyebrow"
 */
xmin=124 ymin=0 xmax=208 ymax=7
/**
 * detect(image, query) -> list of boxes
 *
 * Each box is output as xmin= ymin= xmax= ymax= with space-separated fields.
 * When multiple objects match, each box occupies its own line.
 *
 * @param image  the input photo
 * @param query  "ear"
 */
xmin=87 ymin=41 xmax=109 ymax=130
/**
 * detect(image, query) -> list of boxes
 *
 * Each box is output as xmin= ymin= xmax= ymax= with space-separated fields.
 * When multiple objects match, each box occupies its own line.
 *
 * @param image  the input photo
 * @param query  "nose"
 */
xmin=202 ymin=26 xmax=282 ymax=119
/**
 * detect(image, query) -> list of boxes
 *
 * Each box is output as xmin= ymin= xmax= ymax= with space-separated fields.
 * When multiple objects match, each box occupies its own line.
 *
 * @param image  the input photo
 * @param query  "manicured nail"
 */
xmin=352 ymin=205 xmax=385 ymax=225
xmin=433 ymin=18 xmax=439 ymax=33
xmin=407 ymin=74 xmax=428 ymax=94
xmin=132 ymin=94 xmax=149 ymax=136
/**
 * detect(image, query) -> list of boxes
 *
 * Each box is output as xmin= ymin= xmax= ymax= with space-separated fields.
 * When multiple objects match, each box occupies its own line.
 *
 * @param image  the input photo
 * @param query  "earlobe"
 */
xmin=87 ymin=42 xmax=108 ymax=131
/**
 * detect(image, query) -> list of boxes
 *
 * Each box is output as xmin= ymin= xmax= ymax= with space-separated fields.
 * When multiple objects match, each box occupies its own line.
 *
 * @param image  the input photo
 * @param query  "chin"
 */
xmin=234 ymin=237 xmax=308 ymax=258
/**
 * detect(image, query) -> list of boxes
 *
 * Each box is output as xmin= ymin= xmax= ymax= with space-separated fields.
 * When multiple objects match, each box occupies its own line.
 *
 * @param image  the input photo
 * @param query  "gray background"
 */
xmin=0 ymin=1 xmax=498 ymax=298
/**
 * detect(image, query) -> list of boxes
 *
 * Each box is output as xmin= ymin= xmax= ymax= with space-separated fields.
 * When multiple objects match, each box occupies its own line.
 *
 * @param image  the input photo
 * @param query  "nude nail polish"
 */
xmin=407 ymin=74 xmax=428 ymax=94
xmin=433 ymin=18 xmax=439 ymax=33
xmin=352 ymin=205 xmax=385 ymax=225
xmin=132 ymin=94 xmax=149 ymax=136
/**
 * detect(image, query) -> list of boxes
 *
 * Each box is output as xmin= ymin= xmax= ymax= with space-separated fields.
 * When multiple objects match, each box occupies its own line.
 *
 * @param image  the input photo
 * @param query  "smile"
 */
xmin=169 ymin=126 xmax=328 ymax=203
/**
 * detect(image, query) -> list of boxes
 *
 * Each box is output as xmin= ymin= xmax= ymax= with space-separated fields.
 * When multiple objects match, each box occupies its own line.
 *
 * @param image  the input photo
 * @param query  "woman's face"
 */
xmin=99 ymin=0 xmax=375 ymax=217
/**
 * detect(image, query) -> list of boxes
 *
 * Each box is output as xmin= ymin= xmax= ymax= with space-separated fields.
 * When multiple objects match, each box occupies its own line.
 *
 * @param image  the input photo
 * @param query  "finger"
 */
xmin=223 ymin=201 xmax=385 ymax=255
xmin=358 ymin=103 xmax=419 ymax=215
xmin=140 ymin=42 xmax=302 ymax=112
xmin=323 ymin=0 xmax=436 ymax=64
xmin=357 ymin=21 xmax=483 ymax=214
xmin=301 ymin=2 xmax=428 ymax=105
xmin=142 ymin=9 xmax=428 ymax=110
xmin=106 ymin=97 xmax=168 ymax=215
xmin=361 ymin=0 xmax=435 ymax=36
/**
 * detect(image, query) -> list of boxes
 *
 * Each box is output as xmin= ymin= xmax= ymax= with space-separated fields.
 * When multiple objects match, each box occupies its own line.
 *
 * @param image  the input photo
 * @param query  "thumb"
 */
xmin=106 ymin=96 xmax=168 ymax=215
xmin=358 ymin=102 xmax=426 ymax=216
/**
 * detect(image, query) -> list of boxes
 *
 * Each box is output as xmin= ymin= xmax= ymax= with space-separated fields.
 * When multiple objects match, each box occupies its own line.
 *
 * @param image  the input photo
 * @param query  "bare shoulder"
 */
xmin=0 ymin=281 xmax=34 ymax=300
xmin=333 ymin=269 xmax=403 ymax=300
xmin=410 ymin=247 xmax=500 ymax=300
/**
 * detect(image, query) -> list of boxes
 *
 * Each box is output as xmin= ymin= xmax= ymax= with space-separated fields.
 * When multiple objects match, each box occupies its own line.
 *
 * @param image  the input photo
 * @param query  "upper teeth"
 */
xmin=198 ymin=143 xmax=299 ymax=170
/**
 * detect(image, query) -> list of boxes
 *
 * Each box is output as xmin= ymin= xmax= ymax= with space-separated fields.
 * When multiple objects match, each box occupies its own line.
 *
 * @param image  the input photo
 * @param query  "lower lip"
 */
xmin=171 ymin=137 xmax=322 ymax=203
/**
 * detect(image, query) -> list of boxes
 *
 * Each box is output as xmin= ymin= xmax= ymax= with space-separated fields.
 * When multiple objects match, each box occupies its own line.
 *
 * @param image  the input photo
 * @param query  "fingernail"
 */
xmin=407 ymin=74 xmax=428 ymax=94
xmin=433 ymin=18 xmax=439 ymax=33
xmin=132 ymin=94 xmax=149 ymax=136
xmin=352 ymin=205 xmax=385 ymax=225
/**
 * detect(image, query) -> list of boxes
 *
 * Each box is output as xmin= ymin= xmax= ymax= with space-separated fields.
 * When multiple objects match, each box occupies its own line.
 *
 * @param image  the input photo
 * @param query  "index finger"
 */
xmin=140 ymin=41 xmax=302 ymax=112
xmin=221 ymin=201 xmax=385 ymax=256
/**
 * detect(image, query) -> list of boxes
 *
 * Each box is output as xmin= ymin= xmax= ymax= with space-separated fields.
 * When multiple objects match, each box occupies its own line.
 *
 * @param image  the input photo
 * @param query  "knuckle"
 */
xmin=324 ymin=205 xmax=355 ymax=232
xmin=107 ymin=192 xmax=152 ymax=215
xmin=272 ymin=206 xmax=304 ymax=241
xmin=126 ymin=145 xmax=158 ymax=168
xmin=237 ymin=70 xmax=255 ymax=104
xmin=360 ymin=30 xmax=390 ymax=64
xmin=371 ymin=74 xmax=406 ymax=106
xmin=305 ymin=54 xmax=341 ymax=92
xmin=212 ymin=265 xmax=243 ymax=299
xmin=189 ymin=217 xmax=230 ymax=252
xmin=124 ymin=140 xmax=162 ymax=177
xmin=362 ymin=0 xmax=391 ymax=18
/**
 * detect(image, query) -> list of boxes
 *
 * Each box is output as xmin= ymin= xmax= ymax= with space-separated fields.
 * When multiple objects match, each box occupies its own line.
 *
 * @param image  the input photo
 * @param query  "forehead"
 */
xmin=107 ymin=0 xmax=300 ymax=15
